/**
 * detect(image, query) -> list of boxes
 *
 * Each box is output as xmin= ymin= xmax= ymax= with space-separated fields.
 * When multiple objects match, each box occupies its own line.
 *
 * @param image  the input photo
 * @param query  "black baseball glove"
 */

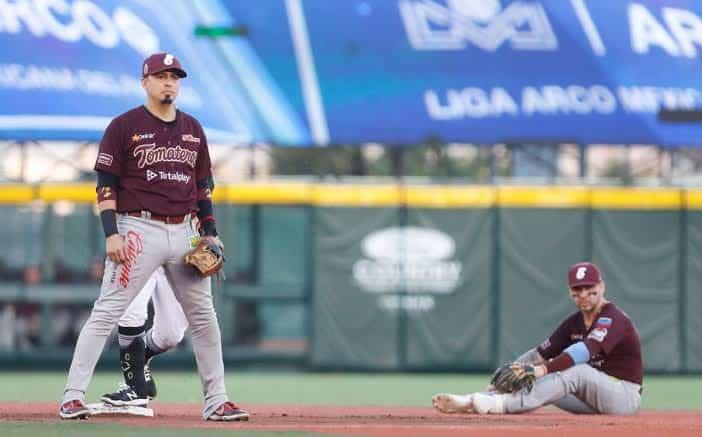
xmin=490 ymin=362 xmax=536 ymax=394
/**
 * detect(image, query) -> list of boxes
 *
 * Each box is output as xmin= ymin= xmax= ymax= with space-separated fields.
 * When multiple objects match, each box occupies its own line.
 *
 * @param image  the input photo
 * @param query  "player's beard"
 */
xmin=580 ymin=294 xmax=602 ymax=314
xmin=161 ymin=94 xmax=174 ymax=105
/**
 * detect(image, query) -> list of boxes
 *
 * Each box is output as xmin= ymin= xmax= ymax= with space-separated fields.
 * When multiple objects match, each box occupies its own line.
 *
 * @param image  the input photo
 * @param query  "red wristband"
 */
xmin=546 ymin=353 xmax=575 ymax=373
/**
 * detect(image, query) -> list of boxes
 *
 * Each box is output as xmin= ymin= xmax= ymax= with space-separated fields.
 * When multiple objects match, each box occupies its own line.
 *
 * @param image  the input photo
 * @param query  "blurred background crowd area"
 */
xmin=3 ymin=141 xmax=702 ymax=185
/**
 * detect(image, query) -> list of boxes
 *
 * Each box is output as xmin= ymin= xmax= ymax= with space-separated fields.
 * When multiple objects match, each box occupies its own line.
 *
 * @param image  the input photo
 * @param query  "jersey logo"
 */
xmin=146 ymin=170 xmax=158 ymax=181
xmin=131 ymin=133 xmax=155 ymax=143
xmin=182 ymin=134 xmax=201 ymax=143
xmin=596 ymin=317 xmax=612 ymax=328
xmin=97 ymin=152 xmax=113 ymax=166
xmin=98 ymin=186 xmax=113 ymax=200
xmin=133 ymin=143 xmax=197 ymax=169
xmin=587 ymin=327 xmax=608 ymax=343
xmin=575 ymin=266 xmax=588 ymax=279
xmin=119 ymin=231 xmax=144 ymax=288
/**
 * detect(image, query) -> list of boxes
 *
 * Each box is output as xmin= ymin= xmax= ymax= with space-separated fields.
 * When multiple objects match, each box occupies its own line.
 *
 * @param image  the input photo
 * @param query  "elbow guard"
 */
xmin=564 ymin=341 xmax=590 ymax=365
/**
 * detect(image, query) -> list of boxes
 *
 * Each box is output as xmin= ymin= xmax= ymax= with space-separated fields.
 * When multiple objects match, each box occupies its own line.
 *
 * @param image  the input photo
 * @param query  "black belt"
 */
xmin=125 ymin=211 xmax=195 ymax=224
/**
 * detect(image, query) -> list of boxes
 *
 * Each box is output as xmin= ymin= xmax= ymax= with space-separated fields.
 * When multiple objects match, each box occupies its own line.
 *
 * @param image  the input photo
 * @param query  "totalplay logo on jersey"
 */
xmin=352 ymin=226 xmax=462 ymax=313
xmin=145 ymin=169 xmax=190 ymax=184
xmin=159 ymin=171 xmax=191 ymax=184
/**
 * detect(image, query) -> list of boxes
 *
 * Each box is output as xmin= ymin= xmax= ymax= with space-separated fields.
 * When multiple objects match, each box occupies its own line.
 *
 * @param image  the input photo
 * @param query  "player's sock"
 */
xmin=118 ymin=324 xmax=146 ymax=349
xmin=118 ymin=326 xmax=148 ymax=398
xmin=142 ymin=329 xmax=163 ymax=400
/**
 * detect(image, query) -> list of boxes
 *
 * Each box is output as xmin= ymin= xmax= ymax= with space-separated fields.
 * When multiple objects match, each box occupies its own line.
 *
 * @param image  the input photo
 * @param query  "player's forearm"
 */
xmin=98 ymin=199 xmax=116 ymax=212
xmin=98 ymin=200 xmax=118 ymax=238
xmin=196 ymin=176 xmax=218 ymax=236
xmin=545 ymin=341 xmax=591 ymax=374
xmin=197 ymin=198 xmax=217 ymax=236
xmin=96 ymin=170 xmax=119 ymax=237
xmin=515 ymin=348 xmax=545 ymax=365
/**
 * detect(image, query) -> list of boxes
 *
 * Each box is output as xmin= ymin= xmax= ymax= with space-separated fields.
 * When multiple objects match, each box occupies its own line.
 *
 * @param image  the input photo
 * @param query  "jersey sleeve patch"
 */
xmin=596 ymin=317 xmax=612 ymax=327
xmin=97 ymin=153 xmax=114 ymax=167
xmin=540 ymin=338 xmax=551 ymax=350
xmin=588 ymin=327 xmax=608 ymax=342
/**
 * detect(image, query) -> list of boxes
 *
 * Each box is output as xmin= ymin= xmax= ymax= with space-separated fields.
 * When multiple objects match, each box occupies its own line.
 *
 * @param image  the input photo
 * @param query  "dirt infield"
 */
xmin=1 ymin=403 xmax=700 ymax=436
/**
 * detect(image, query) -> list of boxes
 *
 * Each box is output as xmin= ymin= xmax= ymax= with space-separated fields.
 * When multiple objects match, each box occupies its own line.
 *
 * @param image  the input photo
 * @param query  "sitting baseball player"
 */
xmin=100 ymin=266 xmax=188 ymax=407
xmin=433 ymin=262 xmax=643 ymax=415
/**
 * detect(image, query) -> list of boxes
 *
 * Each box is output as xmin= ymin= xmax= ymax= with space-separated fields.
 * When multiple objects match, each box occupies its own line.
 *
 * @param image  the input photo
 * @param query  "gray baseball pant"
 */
xmin=62 ymin=215 xmax=229 ymax=419
xmin=504 ymin=364 xmax=642 ymax=415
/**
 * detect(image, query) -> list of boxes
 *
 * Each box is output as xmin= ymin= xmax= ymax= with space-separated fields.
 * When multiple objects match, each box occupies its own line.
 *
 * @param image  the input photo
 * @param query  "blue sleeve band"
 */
xmin=564 ymin=341 xmax=590 ymax=364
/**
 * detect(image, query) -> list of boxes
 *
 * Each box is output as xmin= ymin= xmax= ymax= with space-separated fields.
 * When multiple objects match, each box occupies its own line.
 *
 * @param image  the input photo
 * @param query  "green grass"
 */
xmin=0 ymin=371 xmax=700 ymax=409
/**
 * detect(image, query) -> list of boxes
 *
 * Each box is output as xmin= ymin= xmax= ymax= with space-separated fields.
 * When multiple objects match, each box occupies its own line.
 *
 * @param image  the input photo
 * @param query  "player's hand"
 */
xmin=105 ymin=234 xmax=126 ymax=264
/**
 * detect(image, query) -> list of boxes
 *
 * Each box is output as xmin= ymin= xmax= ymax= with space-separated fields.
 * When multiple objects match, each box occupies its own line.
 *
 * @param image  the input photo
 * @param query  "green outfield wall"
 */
xmin=0 ymin=183 xmax=699 ymax=372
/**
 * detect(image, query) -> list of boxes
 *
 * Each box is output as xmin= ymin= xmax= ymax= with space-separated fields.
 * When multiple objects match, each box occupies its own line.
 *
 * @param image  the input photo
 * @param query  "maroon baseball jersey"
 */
xmin=94 ymin=106 xmax=212 ymax=216
xmin=536 ymin=302 xmax=643 ymax=385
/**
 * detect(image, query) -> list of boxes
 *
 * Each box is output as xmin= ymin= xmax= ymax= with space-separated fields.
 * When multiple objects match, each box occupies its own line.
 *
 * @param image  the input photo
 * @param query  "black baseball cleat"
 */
xmin=144 ymin=359 xmax=157 ymax=399
xmin=101 ymin=383 xmax=149 ymax=407
xmin=59 ymin=399 xmax=90 ymax=420
xmin=206 ymin=401 xmax=250 ymax=421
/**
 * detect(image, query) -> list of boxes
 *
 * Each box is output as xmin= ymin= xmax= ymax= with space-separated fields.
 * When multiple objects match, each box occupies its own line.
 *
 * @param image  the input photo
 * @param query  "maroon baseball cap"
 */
xmin=567 ymin=262 xmax=602 ymax=288
xmin=142 ymin=52 xmax=187 ymax=78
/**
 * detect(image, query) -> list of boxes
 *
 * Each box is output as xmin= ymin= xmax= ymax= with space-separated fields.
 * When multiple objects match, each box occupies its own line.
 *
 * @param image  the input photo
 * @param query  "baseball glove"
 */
xmin=184 ymin=236 xmax=224 ymax=278
xmin=490 ymin=362 xmax=536 ymax=394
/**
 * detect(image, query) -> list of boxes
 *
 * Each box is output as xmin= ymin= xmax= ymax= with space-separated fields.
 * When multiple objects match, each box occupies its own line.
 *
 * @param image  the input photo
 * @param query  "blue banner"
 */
xmin=0 ymin=0 xmax=311 ymax=144
xmin=226 ymin=0 xmax=702 ymax=147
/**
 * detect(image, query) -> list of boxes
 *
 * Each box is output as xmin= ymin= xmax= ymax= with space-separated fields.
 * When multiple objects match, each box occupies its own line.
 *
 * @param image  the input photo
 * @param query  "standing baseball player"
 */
xmin=100 ymin=266 xmax=189 ymax=406
xmin=433 ymin=261 xmax=643 ymax=415
xmin=59 ymin=52 xmax=248 ymax=421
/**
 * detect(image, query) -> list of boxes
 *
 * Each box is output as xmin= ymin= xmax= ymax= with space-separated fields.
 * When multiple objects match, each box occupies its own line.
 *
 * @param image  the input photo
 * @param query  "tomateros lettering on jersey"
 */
xmin=133 ymin=144 xmax=197 ymax=169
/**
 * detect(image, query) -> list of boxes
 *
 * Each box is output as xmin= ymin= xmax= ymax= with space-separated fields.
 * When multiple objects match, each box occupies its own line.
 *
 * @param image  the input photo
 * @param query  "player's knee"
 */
xmin=565 ymin=364 xmax=597 ymax=387
xmin=154 ymin=331 xmax=185 ymax=351
xmin=90 ymin=304 xmax=124 ymax=327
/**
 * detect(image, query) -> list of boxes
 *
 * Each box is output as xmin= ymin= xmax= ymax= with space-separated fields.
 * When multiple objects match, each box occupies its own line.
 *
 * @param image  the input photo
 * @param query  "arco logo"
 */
xmin=0 ymin=0 xmax=160 ymax=56
xmin=399 ymin=0 xmax=557 ymax=52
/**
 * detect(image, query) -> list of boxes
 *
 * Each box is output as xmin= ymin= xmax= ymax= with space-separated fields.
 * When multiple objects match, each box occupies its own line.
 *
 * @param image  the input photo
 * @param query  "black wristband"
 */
xmin=202 ymin=219 xmax=218 ymax=237
xmin=197 ymin=198 xmax=217 ymax=236
xmin=100 ymin=209 xmax=118 ymax=238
